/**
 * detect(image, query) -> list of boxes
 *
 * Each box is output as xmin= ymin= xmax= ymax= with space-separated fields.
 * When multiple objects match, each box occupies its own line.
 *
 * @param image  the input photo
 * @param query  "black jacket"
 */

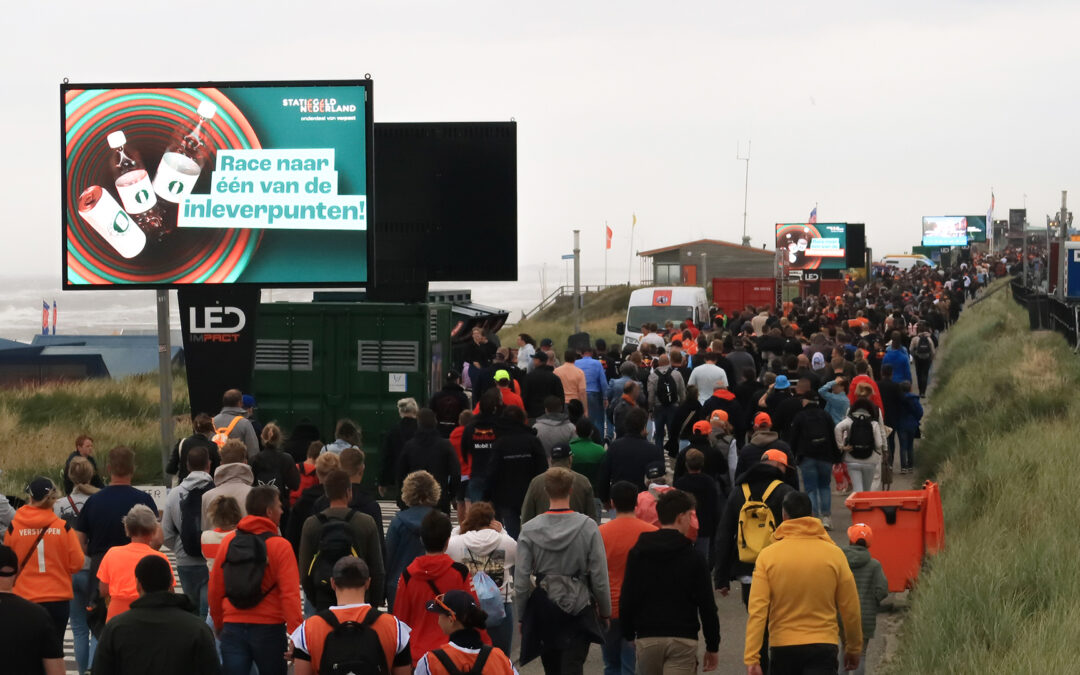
xmin=876 ymin=377 xmax=903 ymax=427
xmin=788 ymin=404 xmax=839 ymax=463
xmin=250 ymin=448 xmax=300 ymax=506
xmin=674 ymin=437 xmax=730 ymax=496
xmin=429 ymin=384 xmax=470 ymax=438
xmin=461 ymin=413 xmax=500 ymax=479
xmin=397 ymin=428 xmax=461 ymax=514
xmin=379 ymin=417 xmax=418 ymax=487
xmin=164 ymin=435 xmax=220 ymax=482
xmin=673 ymin=472 xmax=722 ymax=536
xmin=596 ymin=435 xmax=664 ymax=502
xmin=700 ymin=392 xmax=746 ymax=439
xmin=621 ymin=529 xmax=720 ymax=652
xmin=92 ymin=592 xmax=220 ymax=675
xmin=483 ymin=423 xmax=548 ymax=511
xmin=522 ymin=365 xmax=565 ymax=419
xmin=714 ymin=463 xmax=795 ymax=585
xmin=734 ymin=431 xmax=796 ymax=487
xmin=285 ymin=485 xmax=325 ymax=557
xmin=667 ymin=398 xmax=702 ymax=453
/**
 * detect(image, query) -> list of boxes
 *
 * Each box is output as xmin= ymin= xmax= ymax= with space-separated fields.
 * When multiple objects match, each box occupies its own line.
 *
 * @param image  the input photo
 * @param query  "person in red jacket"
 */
xmin=392 ymin=510 xmax=486 ymax=665
xmin=209 ymin=485 xmax=302 ymax=675
xmin=449 ymin=410 xmax=473 ymax=515
xmin=494 ymin=370 xmax=526 ymax=412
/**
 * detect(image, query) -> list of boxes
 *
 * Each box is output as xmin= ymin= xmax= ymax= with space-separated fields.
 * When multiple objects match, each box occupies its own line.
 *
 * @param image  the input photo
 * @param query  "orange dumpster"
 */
xmin=845 ymin=480 xmax=945 ymax=593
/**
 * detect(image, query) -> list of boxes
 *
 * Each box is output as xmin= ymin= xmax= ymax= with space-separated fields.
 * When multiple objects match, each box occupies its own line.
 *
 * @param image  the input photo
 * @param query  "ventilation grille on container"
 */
xmin=254 ymin=340 xmax=313 ymax=371
xmin=357 ymin=340 xmax=420 ymax=372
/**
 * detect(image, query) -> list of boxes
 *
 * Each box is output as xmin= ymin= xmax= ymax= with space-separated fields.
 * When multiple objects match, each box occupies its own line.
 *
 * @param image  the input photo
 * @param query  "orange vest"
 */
xmin=302 ymin=605 xmax=400 ymax=672
xmin=423 ymin=643 xmax=515 ymax=675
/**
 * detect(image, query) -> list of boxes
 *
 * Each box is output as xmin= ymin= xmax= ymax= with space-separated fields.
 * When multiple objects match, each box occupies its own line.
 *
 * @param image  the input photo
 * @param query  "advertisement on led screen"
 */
xmin=62 ymin=80 xmax=372 ymax=288
xmin=775 ymin=223 xmax=847 ymax=270
xmin=921 ymin=216 xmax=969 ymax=247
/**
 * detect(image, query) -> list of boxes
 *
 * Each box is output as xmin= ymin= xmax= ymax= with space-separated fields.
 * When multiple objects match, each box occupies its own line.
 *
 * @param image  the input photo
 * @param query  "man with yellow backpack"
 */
xmin=714 ymin=448 xmax=795 ymax=672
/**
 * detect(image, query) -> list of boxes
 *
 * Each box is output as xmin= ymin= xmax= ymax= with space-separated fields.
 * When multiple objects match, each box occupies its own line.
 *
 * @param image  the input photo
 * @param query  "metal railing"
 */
xmin=1010 ymin=278 xmax=1080 ymax=349
xmin=521 ymin=284 xmax=625 ymax=320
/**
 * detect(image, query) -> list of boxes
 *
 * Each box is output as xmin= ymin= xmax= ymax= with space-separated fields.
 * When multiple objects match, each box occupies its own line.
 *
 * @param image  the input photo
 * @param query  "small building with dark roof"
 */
xmin=638 ymin=238 xmax=776 ymax=285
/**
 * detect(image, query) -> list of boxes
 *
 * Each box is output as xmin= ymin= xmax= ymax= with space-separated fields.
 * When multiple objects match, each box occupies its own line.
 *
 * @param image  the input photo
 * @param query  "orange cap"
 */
xmin=709 ymin=409 xmax=729 ymax=423
xmin=848 ymin=523 xmax=873 ymax=547
xmin=692 ymin=420 xmax=713 ymax=435
xmin=753 ymin=412 xmax=772 ymax=428
xmin=760 ymin=449 xmax=788 ymax=467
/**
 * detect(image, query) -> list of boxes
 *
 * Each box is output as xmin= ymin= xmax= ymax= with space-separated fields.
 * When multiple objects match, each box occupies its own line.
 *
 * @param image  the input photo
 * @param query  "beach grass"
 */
xmin=0 ymin=371 xmax=189 ymax=495
xmin=884 ymin=280 xmax=1080 ymax=672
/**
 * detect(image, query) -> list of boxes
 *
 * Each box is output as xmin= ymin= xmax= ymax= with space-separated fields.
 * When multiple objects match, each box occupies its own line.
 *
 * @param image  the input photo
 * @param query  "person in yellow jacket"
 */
xmin=744 ymin=492 xmax=862 ymax=675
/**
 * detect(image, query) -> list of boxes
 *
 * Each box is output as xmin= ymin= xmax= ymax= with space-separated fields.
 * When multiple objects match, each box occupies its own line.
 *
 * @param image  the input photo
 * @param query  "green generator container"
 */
xmin=252 ymin=301 xmax=452 ymax=492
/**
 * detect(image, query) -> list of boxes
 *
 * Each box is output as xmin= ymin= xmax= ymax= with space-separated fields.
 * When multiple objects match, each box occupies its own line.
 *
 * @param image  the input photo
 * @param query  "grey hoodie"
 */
xmin=841 ymin=544 xmax=889 ymax=639
xmin=532 ymin=413 xmax=575 ymax=456
xmin=162 ymin=471 xmax=215 ymax=566
xmin=200 ymin=463 xmax=254 ymax=529
xmin=515 ymin=510 xmax=611 ymax=619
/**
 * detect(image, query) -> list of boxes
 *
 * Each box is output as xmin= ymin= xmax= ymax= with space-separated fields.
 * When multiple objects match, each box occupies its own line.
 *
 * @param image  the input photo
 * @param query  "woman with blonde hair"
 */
xmin=55 ymin=457 xmax=99 ymax=673
xmin=385 ymin=470 xmax=440 ymax=611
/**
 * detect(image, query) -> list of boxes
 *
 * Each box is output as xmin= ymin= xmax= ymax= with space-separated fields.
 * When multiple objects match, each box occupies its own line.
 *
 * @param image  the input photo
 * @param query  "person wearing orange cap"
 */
xmin=673 ymin=420 xmax=730 ymax=494
xmin=840 ymin=524 xmax=888 ymax=675
xmin=701 ymin=378 xmax=745 ymax=439
xmin=734 ymin=413 xmax=796 ymax=485
xmin=714 ymin=448 xmax=795 ymax=672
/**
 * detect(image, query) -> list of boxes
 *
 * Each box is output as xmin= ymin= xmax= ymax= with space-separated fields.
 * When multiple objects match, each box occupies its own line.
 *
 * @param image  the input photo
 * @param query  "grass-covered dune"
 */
xmin=885 ymin=280 xmax=1080 ymax=672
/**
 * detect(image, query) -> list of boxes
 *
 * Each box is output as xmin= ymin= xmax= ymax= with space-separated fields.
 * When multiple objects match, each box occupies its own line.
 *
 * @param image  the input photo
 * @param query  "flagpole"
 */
xmin=604 ymin=220 xmax=608 ymax=286
xmin=628 ymin=213 xmax=636 ymax=286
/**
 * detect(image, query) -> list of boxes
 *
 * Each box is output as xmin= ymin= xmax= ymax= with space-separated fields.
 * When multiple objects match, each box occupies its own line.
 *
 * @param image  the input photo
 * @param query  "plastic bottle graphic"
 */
xmin=153 ymin=101 xmax=217 ymax=204
xmin=77 ymin=185 xmax=147 ymax=259
xmin=107 ymin=130 xmax=170 ymax=243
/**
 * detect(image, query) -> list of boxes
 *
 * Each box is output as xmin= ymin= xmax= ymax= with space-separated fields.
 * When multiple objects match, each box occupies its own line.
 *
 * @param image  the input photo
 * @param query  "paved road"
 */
xmin=65 ymin=465 xmax=916 ymax=674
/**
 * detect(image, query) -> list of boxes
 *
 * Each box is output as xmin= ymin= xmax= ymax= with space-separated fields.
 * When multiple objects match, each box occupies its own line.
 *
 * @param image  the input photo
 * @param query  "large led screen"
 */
xmin=921 ymin=216 xmax=969 ymax=247
xmin=775 ymin=223 xmax=847 ymax=270
xmin=62 ymin=80 xmax=372 ymax=288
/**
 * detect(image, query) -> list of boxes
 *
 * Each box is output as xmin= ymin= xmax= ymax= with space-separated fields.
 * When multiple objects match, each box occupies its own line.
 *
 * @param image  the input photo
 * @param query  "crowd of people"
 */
xmin=0 ymin=253 xmax=1013 ymax=675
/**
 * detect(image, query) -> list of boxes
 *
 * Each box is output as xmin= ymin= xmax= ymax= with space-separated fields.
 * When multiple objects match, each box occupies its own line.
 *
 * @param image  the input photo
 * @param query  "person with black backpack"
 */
xmin=162 ymin=445 xmax=216 ymax=618
xmin=787 ymin=399 xmax=839 ymax=529
xmin=251 ymin=423 xmax=301 ymax=524
xmin=208 ymin=486 xmax=302 ymax=675
xmin=647 ymin=354 xmax=686 ymax=452
xmin=299 ymin=470 xmax=385 ymax=612
xmin=289 ymin=556 xmax=413 ymax=675
xmin=909 ymin=322 xmax=937 ymax=398
xmin=414 ymin=590 xmax=517 ymax=675
xmin=834 ymin=398 xmax=887 ymax=492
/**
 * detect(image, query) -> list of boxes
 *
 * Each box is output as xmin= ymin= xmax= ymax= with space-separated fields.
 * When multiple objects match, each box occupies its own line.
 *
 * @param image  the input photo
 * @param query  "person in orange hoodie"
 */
xmin=209 ymin=485 xmax=302 ymax=675
xmin=393 ymin=510 xmax=486 ymax=665
xmin=3 ymin=477 xmax=85 ymax=642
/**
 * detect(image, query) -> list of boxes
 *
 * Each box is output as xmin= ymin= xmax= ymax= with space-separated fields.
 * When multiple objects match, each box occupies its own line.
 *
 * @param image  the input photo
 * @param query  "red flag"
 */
xmin=51 ymin=300 xmax=57 ymax=335
xmin=41 ymin=300 xmax=49 ymax=335
xmin=605 ymin=225 xmax=613 ymax=250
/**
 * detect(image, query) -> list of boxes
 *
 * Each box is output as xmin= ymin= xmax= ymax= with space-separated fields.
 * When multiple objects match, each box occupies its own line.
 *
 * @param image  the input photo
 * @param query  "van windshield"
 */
xmin=626 ymin=305 xmax=696 ymax=334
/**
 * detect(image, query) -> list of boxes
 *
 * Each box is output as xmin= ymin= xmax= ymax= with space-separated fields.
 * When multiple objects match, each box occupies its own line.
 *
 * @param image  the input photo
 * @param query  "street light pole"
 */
xmin=573 ymin=229 xmax=581 ymax=334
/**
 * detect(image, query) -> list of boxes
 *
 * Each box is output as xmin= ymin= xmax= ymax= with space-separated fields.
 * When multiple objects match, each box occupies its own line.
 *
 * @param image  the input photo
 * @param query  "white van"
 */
xmin=880 ymin=254 xmax=935 ymax=272
xmin=617 ymin=286 xmax=709 ymax=347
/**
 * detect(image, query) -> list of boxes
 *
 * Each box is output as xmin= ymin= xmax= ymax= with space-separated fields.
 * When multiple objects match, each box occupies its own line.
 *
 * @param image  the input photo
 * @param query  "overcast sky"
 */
xmin=3 ymin=1 xmax=1078 ymax=288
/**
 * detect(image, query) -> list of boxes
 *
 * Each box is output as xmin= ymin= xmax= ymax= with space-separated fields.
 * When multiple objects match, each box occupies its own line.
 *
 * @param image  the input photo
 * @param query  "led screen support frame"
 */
xmin=60 ymin=78 xmax=374 ymax=290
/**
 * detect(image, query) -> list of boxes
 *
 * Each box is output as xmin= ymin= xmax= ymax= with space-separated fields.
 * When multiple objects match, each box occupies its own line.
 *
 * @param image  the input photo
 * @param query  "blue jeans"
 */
xmin=800 ymin=457 xmax=833 ymax=516
xmin=71 ymin=568 xmax=94 ymax=674
xmin=219 ymin=623 xmax=287 ymax=675
xmin=652 ymin=404 xmax=676 ymax=451
xmin=897 ymin=429 xmax=915 ymax=470
xmin=602 ymin=617 xmax=635 ymax=675
xmin=487 ymin=602 xmax=514 ymax=655
xmin=587 ymin=391 xmax=606 ymax=438
xmin=177 ymin=564 xmax=209 ymax=618
xmin=467 ymin=476 xmax=488 ymax=504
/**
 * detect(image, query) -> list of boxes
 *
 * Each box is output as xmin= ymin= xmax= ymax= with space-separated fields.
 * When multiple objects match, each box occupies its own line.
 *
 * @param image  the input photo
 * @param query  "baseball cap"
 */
xmin=848 ymin=523 xmax=873 ymax=547
xmin=242 ymin=394 xmax=257 ymax=408
xmin=692 ymin=420 xmax=713 ymax=435
xmin=26 ymin=476 xmax=55 ymax=501
xmin=753 ymin=412 xmax=772 ymax=428
xmin=494 ymin=369 xmax=511 ymax=382
xmin=540 ymin=338 xmax=553 ymax=347
xmin=446 ymin=371 xmax=460 ymax=382
xmin=532 ymin=350 xmax=548 ymax=363
xmin=760 ymin=449 xmax=788 ymax=468
xmin=645 ymin=461 xmax=666 ymax=480
xmin=774 ymin=375 xmax=791 ymax=390
xmin=0 ymin=545 xmax=17 ymax=577
xmin=425 ymin=590 xmax=477 ymax=619
xmin=709 ymin=410 xmax=729 ymax=423
xmin=550 ymin=443 xmax=573 ymax=461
